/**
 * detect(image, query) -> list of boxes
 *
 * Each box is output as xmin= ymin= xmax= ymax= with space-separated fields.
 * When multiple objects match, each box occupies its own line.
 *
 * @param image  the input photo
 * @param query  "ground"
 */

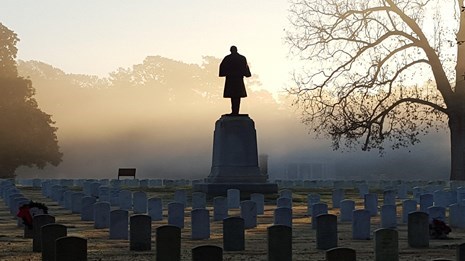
xmin=0 ymin=186 xmax=461 ymax=260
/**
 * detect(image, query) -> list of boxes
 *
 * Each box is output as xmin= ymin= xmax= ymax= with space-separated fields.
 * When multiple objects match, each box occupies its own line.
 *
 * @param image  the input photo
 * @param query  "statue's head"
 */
xmin=230 ymin=46 xmax=238 ymax=53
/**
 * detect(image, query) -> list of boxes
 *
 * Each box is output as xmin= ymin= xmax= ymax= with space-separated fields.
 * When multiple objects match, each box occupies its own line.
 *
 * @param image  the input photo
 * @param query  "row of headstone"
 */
xmin=34 ymin=178 xmax=195 ymax=190
xmin=17 ymin=178 xmax=465 ymax=195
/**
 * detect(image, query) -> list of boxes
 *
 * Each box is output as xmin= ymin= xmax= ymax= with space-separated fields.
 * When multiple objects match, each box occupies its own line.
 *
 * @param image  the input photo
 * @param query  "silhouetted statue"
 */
xmin=219 ymin=46 xmax=251 ymax=115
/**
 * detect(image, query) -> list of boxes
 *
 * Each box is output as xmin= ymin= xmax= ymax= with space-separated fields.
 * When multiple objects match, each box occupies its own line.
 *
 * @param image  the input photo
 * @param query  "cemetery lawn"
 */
xmin=0 ymin=186 xmax=462 ymax=260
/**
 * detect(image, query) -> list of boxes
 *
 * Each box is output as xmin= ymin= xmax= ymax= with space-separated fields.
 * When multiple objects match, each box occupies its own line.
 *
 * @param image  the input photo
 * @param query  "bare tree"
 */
xmin=286 ymin=0 xmax=465 ymax=180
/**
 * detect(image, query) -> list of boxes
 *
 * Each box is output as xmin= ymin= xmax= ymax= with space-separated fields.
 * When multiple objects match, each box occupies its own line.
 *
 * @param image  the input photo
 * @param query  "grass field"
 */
xmin=0 ymin=186 xmax=462 ymax=260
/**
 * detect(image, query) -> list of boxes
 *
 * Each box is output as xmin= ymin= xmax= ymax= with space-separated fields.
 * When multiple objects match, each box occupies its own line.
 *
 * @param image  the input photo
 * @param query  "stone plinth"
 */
xmin=194 ymin=115 xmax=277 ymax=195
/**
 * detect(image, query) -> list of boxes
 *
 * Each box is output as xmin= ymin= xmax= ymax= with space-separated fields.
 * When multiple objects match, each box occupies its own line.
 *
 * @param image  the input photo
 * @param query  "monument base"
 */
xmin=193 ymin=182 xmax=278 ymax=196
xmin=196 ymin=114 xmax=277 ymax=196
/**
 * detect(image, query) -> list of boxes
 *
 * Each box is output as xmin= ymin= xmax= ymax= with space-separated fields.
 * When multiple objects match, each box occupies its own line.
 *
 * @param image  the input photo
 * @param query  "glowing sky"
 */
xmin=1 ymin=0 xmax=294 ymax=94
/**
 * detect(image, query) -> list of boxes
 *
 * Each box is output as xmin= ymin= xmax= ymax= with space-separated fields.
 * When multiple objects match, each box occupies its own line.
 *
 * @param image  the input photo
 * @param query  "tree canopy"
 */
xmin=286 ymin=0 xmax=465 ymax=179
xmin=0 ymin=23 xmax=62 ymax=178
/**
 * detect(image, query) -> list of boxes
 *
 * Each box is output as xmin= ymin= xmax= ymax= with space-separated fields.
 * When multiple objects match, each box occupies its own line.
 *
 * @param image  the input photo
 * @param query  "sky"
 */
xmin=1 ymin=1 xmax=454 ymax=180
xmin=1 ymin=0 xmax=294 ymax=95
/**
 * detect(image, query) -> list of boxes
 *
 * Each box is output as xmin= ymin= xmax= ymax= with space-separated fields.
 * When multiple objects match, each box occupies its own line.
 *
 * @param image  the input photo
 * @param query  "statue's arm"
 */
xmin=244 ymin=59 xmax=251 ymax=78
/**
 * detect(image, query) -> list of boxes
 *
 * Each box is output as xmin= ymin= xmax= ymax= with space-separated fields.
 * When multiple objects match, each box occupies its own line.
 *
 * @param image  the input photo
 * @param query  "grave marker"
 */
xmin=168 ymin=202 xmax=185 ymax=228
xmin=364 ymin=193 xmax=378 ymax=216
xmin=427 ymin=206 xmax=446 ymax=223
xmin=98 ymin=186 xmax=110 ymax=202
xmin=332 ymin=189 xmax=344 ymax=208
xmin=110 ymin=209 xmax=128 ymax=240
xmin=250 ymin=193 xmax=264 ymax=215
xmin=316 ymin=214 xmax=338 ymax=250
xmin=130 ymin=214 xmax=152 ymax=251
xmin=174 ymin=190 xmax=187 ymax=206
xmin=311 ymin=203 xmax=328 ymax=229
xmin=33 ymin=214 xmax=55 ymax=252
xmin=374 ymin=228 xmax=398 ymax=261
xmin=214 ymin=196 xmax=228 ymax=221
xmin=240 ymin=200 xmax=257 ymax=229
xmin=352 ymin=209 xmax=371 ymax=240
xmin=402 ymin=199 xmax=417 ymax=223
xmin=383 ymin=190 xmax=396 ymax=206
xmin=307 ymin=193 xmax=321 ymax=216
xmin=274 ymin=207 xmax=292 ymax=227
xmin=408 ymin=211 xmax=429 ymax=248
xmin=339 ymin=200 xmax=355 ymax=222
xmin=380 ymin=205 xmax=397 ymax=228
xmin=192 ymin=245 xmax=223 ymax=261
xmin=148 ymin=197 xmax=163 ymax=221
xmin=156 ymin=225 xmax=181 ymax=261
xmin=133 ymin=191 xmax=147 ymax=214
xmin=457 ymin=242 xmax=465 ymax=261
xmin=223 ymin=217 xmax=245 ymax=251
xmin=325 ymin=247 xmax=356 ymax=261
xmin=449 ymin=203 xmax=465 ymax=228
xmin=55 ymin=236 xmax=87 ymax=261
xmin=119 ymin=190 xmax=132 ymax=211
xmin=81 ymin=196 xmax=96 ymax=221
xmin=191 ymin=209 xmax=210 ymax=240
xmin=279 ymin=189 xmax=292 ymax=199
xmin=94 ymin=202 xmax=110 ymax=229
xmin=276 ymin=197 xmax=292 ymax=209
xmin=420 ymin=194 xmax=434 ymax=212
xmin=71 ymin=192 xmax=85 ymax=214
xmin=41 ymin=223 xmax=67 ymax=261
xmin=227 ymin=189 xmax=240 ymax=209
xmin=267 ymin=225 xmax=292 ymax=261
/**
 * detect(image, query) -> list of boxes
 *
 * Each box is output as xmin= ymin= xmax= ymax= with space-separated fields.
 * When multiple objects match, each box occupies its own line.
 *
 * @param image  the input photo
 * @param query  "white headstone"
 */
xmin=402 ymin=199 xmax=417 ymax=223
xmin=133 ymin=191 xmax=147 ymax=214
xmin=316 ymin=214 xmax=338 ymax=250
xmin=339 ymin=200 xmax=355 ymax=222
xmin=276 ymin=197 xmax=292 ymax=209
xmin=279 ymin=189 xmax=292 ymax=199
xmin=419 ymin=193 xmax=433 ymax=212
xmin=307 ymin=193 xmax=321 ymax=216
xmin=274 ymin=207 xmax=292 ymax=227
xmin=250 ymin=193 xmax=264 ymax=215
xmin=433 ymin=190 xmax=449 ymax=208
xmin=311 ymin=203 xmax=328 ymax=229
xmin=380 ymin=205 xmax=397 ymax=228
xmin=191 ymin=208 xmax=210 ymax=240
xmin=168 ymin=202 xmax=185 ymax=228
xmin=213 ymin=196 xmax=228 ymax=221
xmin=408 ymin=211 xmax=429 ymax=248
xmin=109 ymin=209 xmax=128 ymax=239
xmin=98 ymin=186 xmax=110 ymax=202
xmin=383 ymin=190 xmax=396 ymax=206
xmin=192 ymin=192 xmax=207 ymax=209
xmin=148 ymin=197 xmax=163 ymax=221
xmin=374 ymin=228 xmax=398 ymax=261
xmin=81 ymin=196 xmax=97 ymax=221
xmin=227 ymin=189 xmax=240 ymax=209
xmin=240 ymin=200 xmax=257 ymax=229
xmin=427 ymin=206 xmax=446 ymax=223
xmin=174 ymin=190 xmax=187 ymax=206
xmin=357 ymin=184 xmax=369 ymax=198
xmin=331 ymin=189 xmax=344 ymax=208
xmin=449 ymin=203 xmax=465 ymax=228
xmin=352 ymin=209 xmax=371 ymax=240
xmin=71 ymin=192 xmax=85 ymax=214
xmin=364 ymin=193 xmax=378 ymax=216
xmin=119 ymin=190 xmax=132 ymax=211
xmin=94 ymin=201 xmax=111 ymax=229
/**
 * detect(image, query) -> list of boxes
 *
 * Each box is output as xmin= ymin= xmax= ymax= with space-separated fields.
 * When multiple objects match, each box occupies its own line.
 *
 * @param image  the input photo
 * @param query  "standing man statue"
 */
xmin=219 ymin=46 xmax=251 ymax=115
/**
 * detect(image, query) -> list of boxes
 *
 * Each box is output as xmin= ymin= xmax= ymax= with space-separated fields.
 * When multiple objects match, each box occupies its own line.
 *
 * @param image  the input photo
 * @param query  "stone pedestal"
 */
xmin=194 ymin=115 xmax=277 ymax=195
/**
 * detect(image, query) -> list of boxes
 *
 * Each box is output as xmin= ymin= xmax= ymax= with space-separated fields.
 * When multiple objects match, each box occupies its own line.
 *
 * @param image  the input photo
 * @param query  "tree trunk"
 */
xmin=449 ymin=112 xmax=465 ymax=180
